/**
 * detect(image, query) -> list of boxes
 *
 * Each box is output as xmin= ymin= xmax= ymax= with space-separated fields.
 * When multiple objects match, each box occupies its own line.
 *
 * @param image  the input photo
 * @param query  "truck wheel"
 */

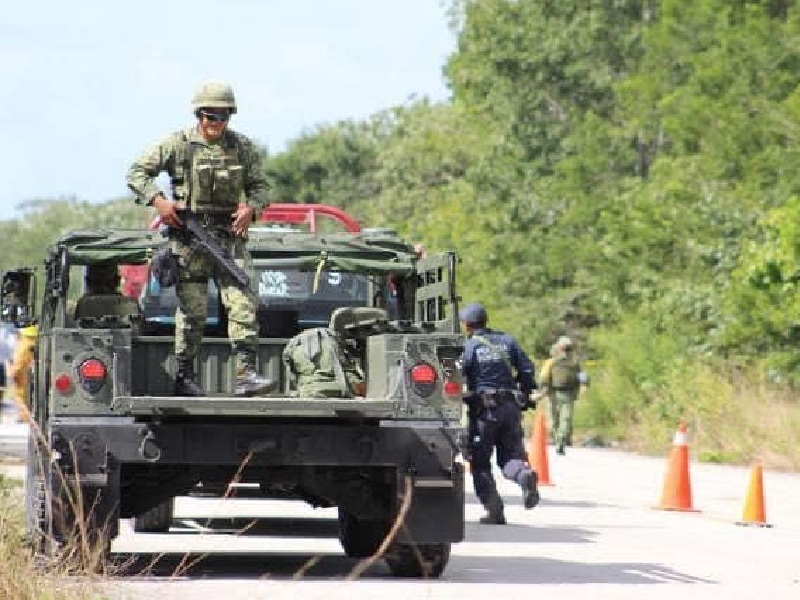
xmin=24 ymin=431 xmax=80 ymax=563
xmin=133 ymin=498 xmax=175 ymax=533
xmin=25 ymin=430 xmax=54 ymax=557
xmin=385 ymin=542 xmax=451 ymax=578
xmin=337 ymin=508 xmax=390 ymax=558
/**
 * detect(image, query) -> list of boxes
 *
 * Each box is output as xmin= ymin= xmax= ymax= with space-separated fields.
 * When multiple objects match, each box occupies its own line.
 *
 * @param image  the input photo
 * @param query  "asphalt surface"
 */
xmin=3 ymin=427 xmax=798 ymax=600
xmin=107 ymin=446 xmax=799 ymax=600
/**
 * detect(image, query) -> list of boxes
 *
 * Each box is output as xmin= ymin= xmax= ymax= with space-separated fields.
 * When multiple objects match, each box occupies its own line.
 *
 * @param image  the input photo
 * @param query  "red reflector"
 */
xmin=411 ymin=363 xmax=437 ymax=385
xmin=79 ymin=359 xmax=106 ymax=380
xmin=443 ymin=381 xmax=461 ymax=396
xmin=54 ymin=374 xmax=72 ymax=393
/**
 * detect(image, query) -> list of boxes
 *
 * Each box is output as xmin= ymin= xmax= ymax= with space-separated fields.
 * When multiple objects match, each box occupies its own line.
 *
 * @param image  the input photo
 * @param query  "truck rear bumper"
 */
xmin=48 ymin=418 xmax=465 ymax=544
xmin=49 ymin=418 xmax=460 ymax=472
xmin=110 ymin=396 xmax=400 ymax=419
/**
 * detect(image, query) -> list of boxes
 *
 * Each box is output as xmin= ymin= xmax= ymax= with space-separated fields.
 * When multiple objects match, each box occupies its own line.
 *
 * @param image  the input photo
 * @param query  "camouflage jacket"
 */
xmin=126 ymin=126 xmax=269 ymax=212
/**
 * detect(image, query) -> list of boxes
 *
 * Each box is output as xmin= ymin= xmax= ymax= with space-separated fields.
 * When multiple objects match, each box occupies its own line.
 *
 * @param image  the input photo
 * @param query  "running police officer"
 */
xmin=460 ymin=302 xmax=540 ymax=524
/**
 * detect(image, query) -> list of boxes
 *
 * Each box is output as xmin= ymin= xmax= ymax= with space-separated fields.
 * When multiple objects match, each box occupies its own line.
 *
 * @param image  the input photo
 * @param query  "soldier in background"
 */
xmin=9 ymin=324 xmax=36 ymax=423
xmin=0 ymin=323 xmax=16 ymax=423
xmin=538 ymin=335 xmax=588 ymax=455
xmin=126 ymin=80 xmax=274 ymax=397
xmin=460 ymin=302 xmax=540 ymax=525
xmin=73 ymin=263 xmax=142 ymax=327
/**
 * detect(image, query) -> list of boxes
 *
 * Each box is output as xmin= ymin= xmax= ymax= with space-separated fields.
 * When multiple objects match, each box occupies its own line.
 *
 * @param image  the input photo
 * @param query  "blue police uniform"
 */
xmin=460 ymin=303 xmax=539 ymax=524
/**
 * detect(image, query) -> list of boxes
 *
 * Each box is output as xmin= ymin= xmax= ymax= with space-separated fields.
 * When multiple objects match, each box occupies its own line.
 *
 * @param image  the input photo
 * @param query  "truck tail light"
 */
xmin=410 ymin=362 xmax=437 ymax=397
xmin=54 ymin=374 xmax=73 ymax=394
xmin=443 ymin=380 xmax=461 ymax=397
xmin=78 ymin=358 xmax=107 ymax=394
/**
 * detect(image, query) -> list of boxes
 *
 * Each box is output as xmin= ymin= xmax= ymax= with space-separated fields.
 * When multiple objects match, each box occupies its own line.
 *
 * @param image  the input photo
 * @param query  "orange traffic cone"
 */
xmin=655 ymin=421 xmax=699 ymax=512
xmin=737 ymin=463 xmax=772 ymax=528
xmin=528 ymin=410 xmax=553 ymax=486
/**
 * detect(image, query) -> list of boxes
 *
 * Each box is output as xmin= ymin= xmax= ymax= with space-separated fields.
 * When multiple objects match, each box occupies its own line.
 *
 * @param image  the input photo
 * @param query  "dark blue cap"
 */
xmin=459 ymin=302 xmax=487 ymax=324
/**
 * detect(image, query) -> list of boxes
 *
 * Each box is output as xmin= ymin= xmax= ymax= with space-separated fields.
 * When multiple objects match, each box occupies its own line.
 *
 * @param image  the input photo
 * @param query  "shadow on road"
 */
xmin=465 ymin=522 xmax=597 ymax=544
xmin=108 ymin=551 xmax=716 ymax=586
xmin=168 ymin=516 xmax=340 ymax=537
xmin=107 ymin=514 xmax=714 ymax=586
xmin=109 ymin=552 xmax=383 ymax=579
xmin=466 ymin=490 xmax=617 ymax=510
xmin=448 ymin=555 xmax=717 ymax=585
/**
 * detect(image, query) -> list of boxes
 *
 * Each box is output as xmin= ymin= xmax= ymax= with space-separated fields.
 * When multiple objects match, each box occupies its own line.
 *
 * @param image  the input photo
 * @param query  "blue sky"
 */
xmin=0 ymin=0 xmax=455 ymax=221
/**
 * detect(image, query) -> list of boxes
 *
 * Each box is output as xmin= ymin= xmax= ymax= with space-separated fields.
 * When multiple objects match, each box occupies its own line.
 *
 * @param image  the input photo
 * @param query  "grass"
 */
xmin=0 ymin=474 xmax=105 ymax=600
xmin=573 ymin=359 xmax=800 ymax=471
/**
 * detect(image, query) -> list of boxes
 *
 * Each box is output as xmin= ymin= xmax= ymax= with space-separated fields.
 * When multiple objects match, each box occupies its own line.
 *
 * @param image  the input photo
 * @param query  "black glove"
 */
xmin=151 ymin=246 xmax=180 ymax=288
xmin=513 ymin=390 xmax=536 ymax=411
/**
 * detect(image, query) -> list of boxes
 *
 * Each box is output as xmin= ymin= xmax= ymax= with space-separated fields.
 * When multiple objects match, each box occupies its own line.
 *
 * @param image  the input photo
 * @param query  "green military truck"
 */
xmin=2 ymin=224 xmax=466 ymax=578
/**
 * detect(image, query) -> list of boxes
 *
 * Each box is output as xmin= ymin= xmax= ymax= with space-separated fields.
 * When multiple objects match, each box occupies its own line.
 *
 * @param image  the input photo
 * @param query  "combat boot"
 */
xmin=234 ymin=346 xmax=276 ymax=397
xmin=175 ymin=356 xmax=205 ymax=396
xmin=522 ymin=471 xmax=540 ymax=509
xmin=479 ymin=493 xmax=506 ymax=525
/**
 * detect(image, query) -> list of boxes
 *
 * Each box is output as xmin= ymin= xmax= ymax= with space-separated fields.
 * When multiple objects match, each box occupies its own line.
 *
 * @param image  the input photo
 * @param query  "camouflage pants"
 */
xmin=548 ymin=390 xmax=578 ymax=446
xmin=173 ymin=233 xmax=258 ymax=362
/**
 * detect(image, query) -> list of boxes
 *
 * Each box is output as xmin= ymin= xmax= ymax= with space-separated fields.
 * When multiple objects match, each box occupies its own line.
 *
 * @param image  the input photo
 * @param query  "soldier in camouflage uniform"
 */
xmin=539 ymin=336 xmax=587 ymax=455
xmin=282 ymin=307 xmax=380 ymax=398
xmin=126 ymin=80 xmax=274 ymax=397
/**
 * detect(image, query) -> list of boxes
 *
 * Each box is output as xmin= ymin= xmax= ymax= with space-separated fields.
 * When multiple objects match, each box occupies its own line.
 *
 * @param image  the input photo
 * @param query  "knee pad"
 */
xmin=501 ymin=458 xmax=527 ymax=482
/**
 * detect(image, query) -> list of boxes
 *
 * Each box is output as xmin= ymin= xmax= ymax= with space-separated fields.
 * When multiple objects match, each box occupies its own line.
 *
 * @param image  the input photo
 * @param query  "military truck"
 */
xmin=2 ymin=224 xmax=466 ymax=578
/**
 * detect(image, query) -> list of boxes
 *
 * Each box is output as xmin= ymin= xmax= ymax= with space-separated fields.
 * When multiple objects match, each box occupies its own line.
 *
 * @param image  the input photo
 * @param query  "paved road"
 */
xmin=0 ymin=422 xmax=26 ymax=460
xmin=94 ymin=446 xmax=800 ymax=600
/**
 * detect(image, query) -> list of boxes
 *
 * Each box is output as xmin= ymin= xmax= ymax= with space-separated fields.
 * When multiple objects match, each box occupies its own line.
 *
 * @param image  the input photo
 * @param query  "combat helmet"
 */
xmin=550 ymin=335 xmax=574 ymax=357
xmin=556 ymin=335 xmax=573 ymax=348
xmin=191 ymin=80 xmax=237 ymax=114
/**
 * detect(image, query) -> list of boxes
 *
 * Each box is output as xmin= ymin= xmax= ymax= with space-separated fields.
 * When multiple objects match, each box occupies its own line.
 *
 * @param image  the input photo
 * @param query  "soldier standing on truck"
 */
xmin=126 ymin=80 xmax=274 ymax=397
xmin=459 ymin=303 xmax=540 ymax=525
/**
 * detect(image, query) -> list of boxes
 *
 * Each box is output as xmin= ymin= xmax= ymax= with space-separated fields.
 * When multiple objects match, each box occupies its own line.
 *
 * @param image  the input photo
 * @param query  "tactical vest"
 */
xmin=550 ymin=355 xmax=580 ymax=390
xmin=471 ymin=334 xmax=512 ymax=371
xmin=172 ymin=130 xmax=244 ymax=213
xmin=282 ymin=328 xmax=364 ymax=398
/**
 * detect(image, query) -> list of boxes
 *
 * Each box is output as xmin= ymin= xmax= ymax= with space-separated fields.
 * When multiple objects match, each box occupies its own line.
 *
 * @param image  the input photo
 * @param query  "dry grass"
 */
xmin=0 ymin=476 xmax=104 ymax=600
xmin=577 ymin=361 xmax=800 ymax=471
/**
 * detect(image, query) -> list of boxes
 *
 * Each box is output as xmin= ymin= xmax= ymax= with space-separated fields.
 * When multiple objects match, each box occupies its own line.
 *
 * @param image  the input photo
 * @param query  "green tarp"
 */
xmin=51 ymin=228 xmax=419 ymax=274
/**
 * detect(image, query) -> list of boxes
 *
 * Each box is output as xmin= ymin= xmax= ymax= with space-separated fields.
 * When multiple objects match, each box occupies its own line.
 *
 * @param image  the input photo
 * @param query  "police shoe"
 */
xmin=479 ymin=511 xmax=507 ymax=525
xmin=235 ymin=370 xmax=277 ymax=397
xmin=479 ymin=495 xmax=506 ymax=525
xmin=523 ymin=472 xmax=540 ymax=510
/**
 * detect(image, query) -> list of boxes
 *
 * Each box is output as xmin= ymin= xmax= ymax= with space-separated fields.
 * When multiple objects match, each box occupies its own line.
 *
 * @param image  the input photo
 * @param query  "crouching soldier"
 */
xmin=282 ymin=307 xmax=386 ymax=398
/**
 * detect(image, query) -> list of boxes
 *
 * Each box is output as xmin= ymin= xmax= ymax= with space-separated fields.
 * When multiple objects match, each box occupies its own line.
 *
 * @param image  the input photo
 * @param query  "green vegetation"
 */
xmin=4 ymin=1 xmax=800 ymax=467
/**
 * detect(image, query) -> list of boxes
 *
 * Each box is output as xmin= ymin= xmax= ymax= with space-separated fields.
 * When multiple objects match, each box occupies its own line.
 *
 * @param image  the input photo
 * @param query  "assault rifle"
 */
xmin=166 ymin=210 xmax=251 ymax=288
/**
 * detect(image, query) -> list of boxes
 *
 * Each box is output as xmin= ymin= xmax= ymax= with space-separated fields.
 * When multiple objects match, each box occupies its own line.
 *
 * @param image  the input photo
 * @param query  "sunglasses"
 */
xmin=199 ymin=110 xmax=230 ymax=123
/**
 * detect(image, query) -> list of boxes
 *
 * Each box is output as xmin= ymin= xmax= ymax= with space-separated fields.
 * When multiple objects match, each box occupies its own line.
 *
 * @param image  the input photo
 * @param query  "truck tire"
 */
xmin=385 ymin=542 xmax=451 ymax=578
xmin=133 ymin=498 xmax=174 ymax=533
xmin=337 ymin=508 xmax=391 ymax=558
xmin=25 ymin=431 xmax=51 ymax=556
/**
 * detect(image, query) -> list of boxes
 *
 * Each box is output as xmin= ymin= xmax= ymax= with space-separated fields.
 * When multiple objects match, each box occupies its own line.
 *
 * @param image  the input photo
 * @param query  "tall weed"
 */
xmin=0 ymin=477 xmax=100 ymax=600
xmin=575 ymin=316 xmax=800 ymax=470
